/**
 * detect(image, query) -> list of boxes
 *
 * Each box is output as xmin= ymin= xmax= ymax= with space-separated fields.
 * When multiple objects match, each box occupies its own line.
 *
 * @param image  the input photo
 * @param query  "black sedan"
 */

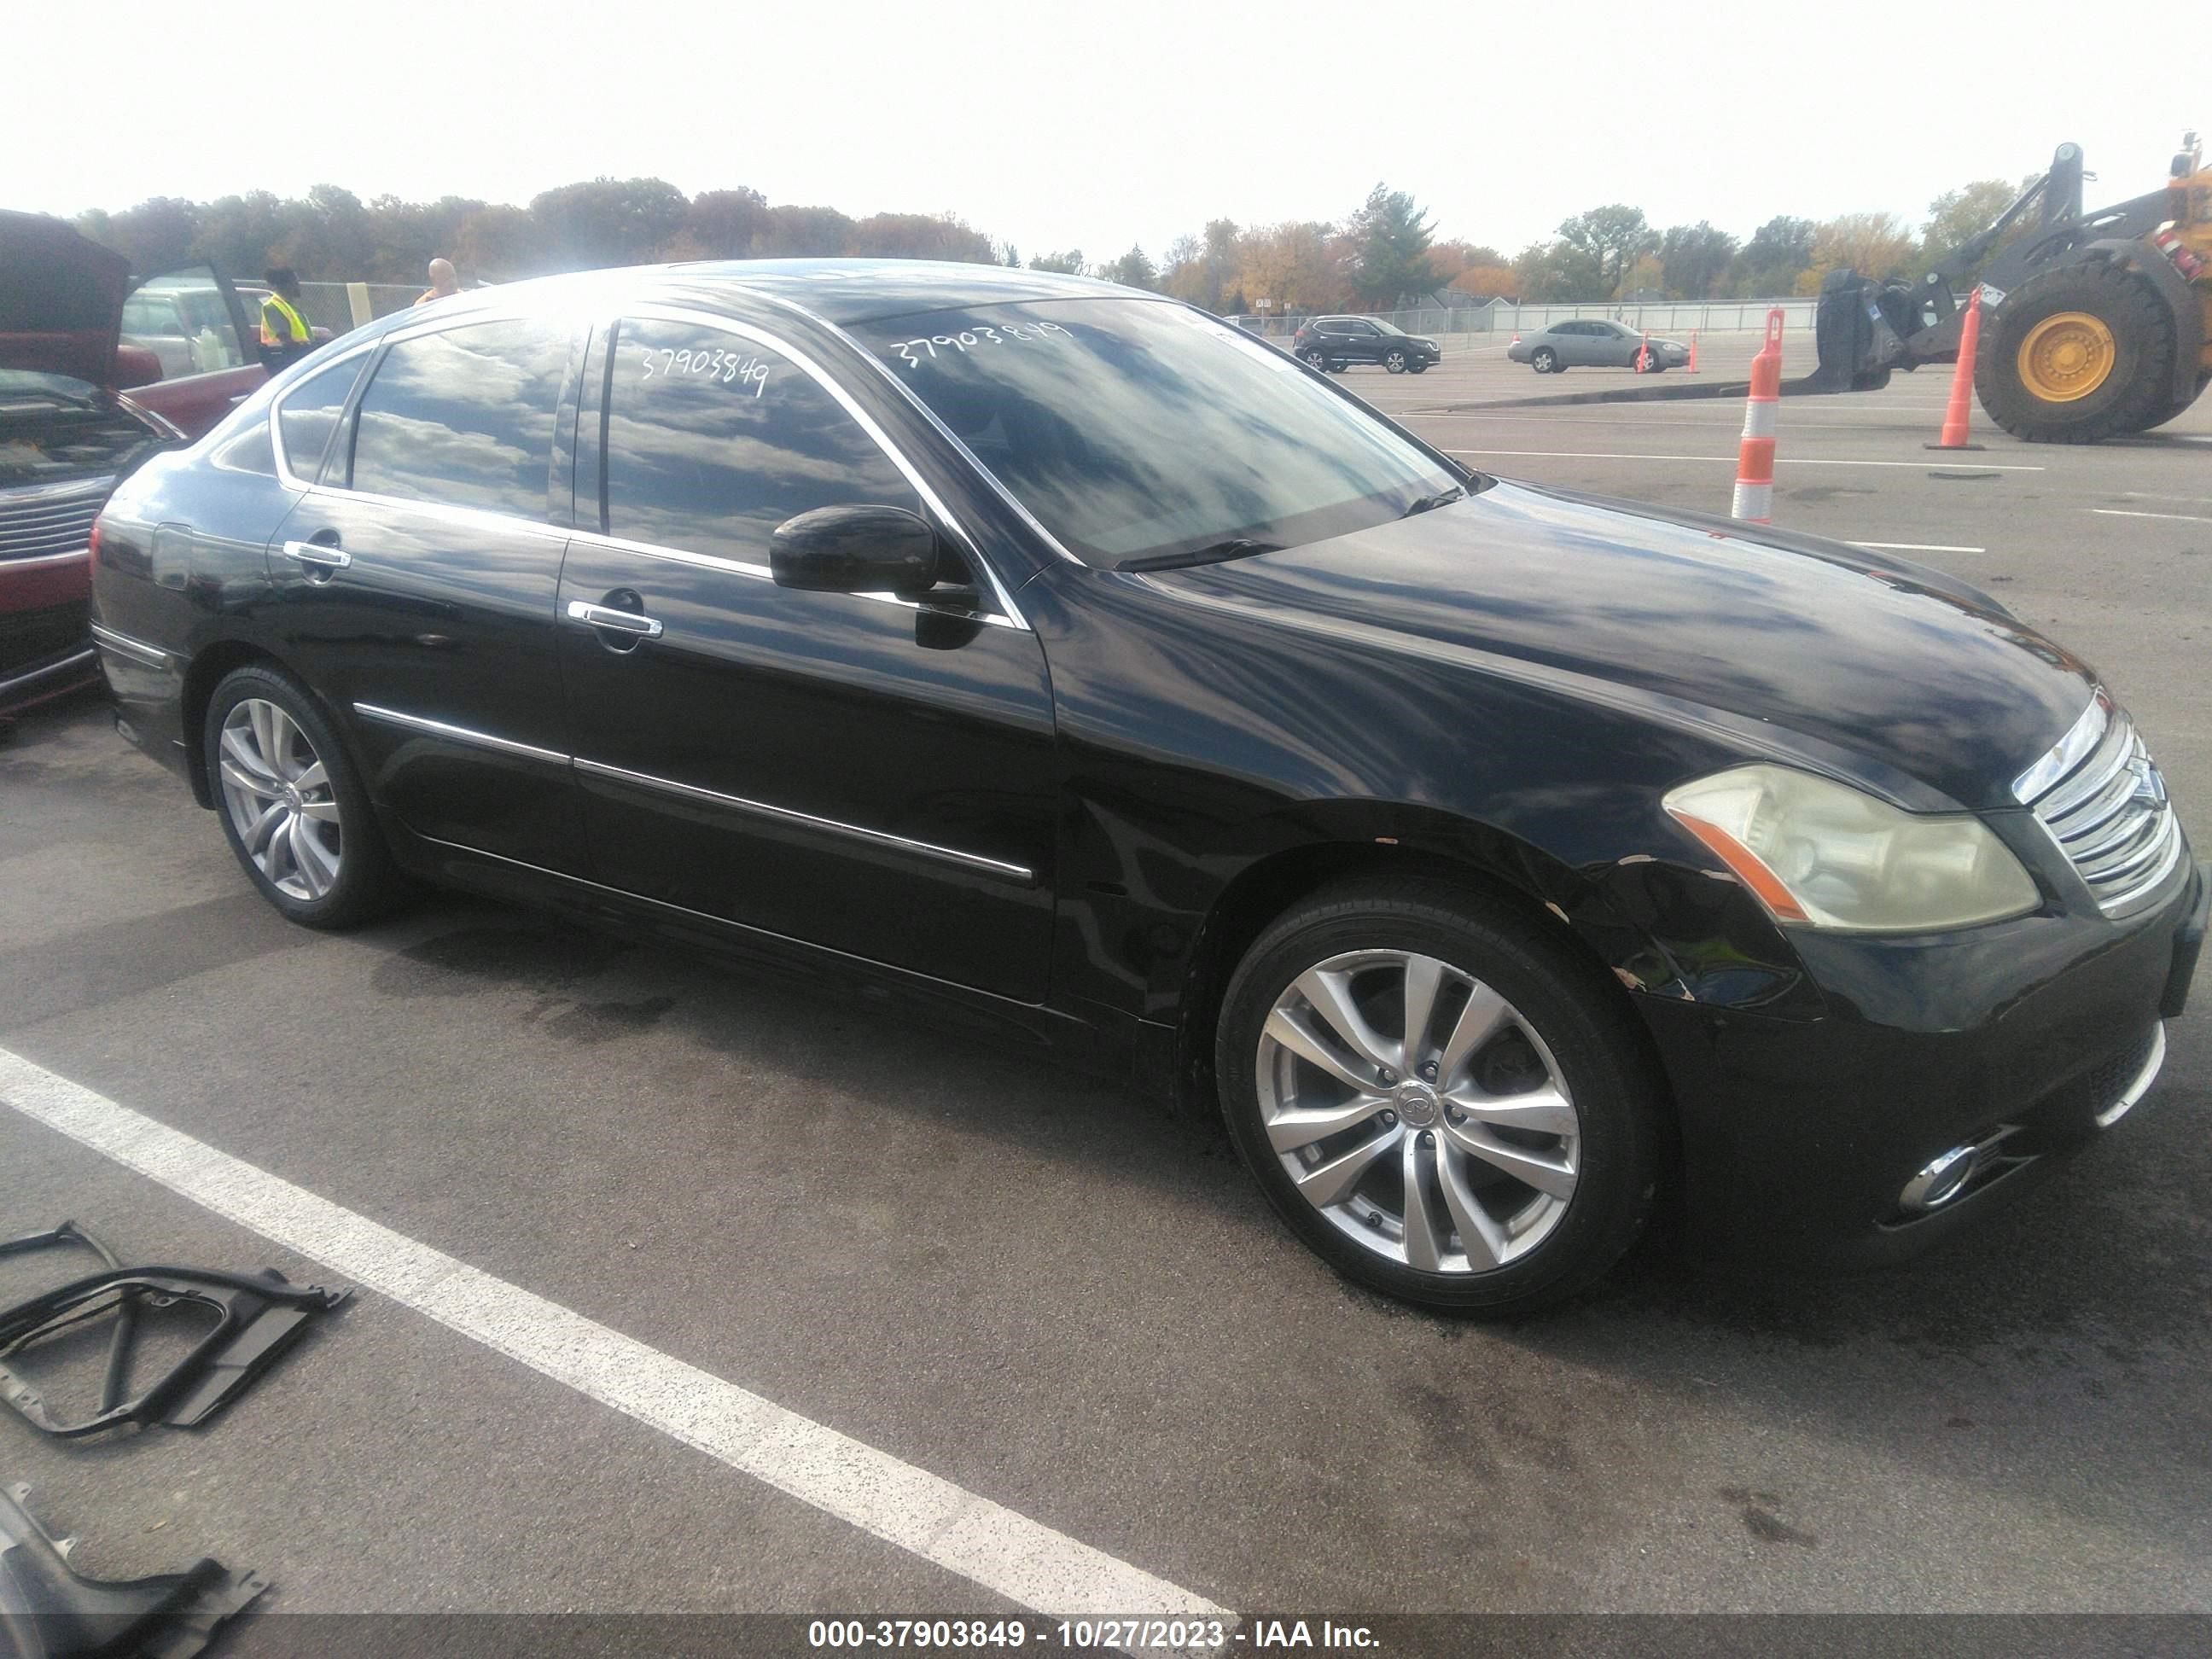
xmin=88 ymin=261 xmax=2203 ymax=1315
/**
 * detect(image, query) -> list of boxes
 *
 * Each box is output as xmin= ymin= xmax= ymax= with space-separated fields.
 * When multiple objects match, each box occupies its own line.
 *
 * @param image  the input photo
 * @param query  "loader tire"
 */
xmin=2131 ymin=369 xmax=2211 ymax=434
xmin=1975 ymin=262 xmax=2178 ymax=444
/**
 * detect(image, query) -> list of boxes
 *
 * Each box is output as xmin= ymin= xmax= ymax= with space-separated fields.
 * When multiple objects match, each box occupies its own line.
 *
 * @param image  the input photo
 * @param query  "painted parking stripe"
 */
xmin=1445 ymin=448 xmax=2045 ymax=470
xmin=2089 ymin=508 xmax=2212 ymax=524
xmin=1847 ymin=541 xmax=1988 ymax=554
xmin=0 ymin=1045 xmax=1226 ymax=1620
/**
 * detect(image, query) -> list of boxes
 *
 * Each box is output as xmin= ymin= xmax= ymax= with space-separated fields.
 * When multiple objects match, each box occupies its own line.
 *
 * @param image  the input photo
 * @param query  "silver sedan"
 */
xmin=1506 ymin=319 xmax=1690 ymax=374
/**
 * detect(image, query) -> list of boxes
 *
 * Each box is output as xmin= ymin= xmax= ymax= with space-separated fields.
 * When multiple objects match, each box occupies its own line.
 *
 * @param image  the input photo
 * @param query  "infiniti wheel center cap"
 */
xmin=282 ymin=783 xmax=302 ymax=810
xmin=1392 ymin=1080 xmax=1441 ymax=1128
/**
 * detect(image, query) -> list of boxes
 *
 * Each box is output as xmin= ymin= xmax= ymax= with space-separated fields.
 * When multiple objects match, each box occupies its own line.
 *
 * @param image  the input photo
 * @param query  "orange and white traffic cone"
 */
xmin=1635 ymin=331 xmax=1650 ymax=373
xmin=1510 ymin=329 xmax=1521 ymax=346
xmin=1732 ymin=309 xmax=1785 ymax=524
xmin=1686 ymin=329 xmax=1700 ymax=374
xmin=1928 ymin=287 xmax=1986 ymax=451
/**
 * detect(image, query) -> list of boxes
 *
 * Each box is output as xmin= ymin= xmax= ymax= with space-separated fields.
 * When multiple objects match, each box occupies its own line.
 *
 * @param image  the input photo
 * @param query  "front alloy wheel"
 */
xmin=1216 ymin=878 xmax=1663 ymax=1313
xmin=1257 ymin=949 xmax=1579 ymax=1270
xmin=218 ymin=699 xmax=342 ymax=900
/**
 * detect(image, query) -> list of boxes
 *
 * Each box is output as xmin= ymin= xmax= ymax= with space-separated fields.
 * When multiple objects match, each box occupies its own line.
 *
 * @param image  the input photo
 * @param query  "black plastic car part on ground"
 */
xmin=84 ymin=259 xmax=2199 ymax=1313
xmin=0 ymin=1225 xmax=350 ymax=1438
xmin=0 ymin=1482 xmax=265 ymax=1659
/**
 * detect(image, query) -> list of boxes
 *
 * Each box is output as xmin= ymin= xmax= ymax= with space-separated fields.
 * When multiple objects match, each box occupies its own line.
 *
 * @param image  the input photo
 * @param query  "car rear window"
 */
xmin=347 ymin=319 xmax=567 ymax=519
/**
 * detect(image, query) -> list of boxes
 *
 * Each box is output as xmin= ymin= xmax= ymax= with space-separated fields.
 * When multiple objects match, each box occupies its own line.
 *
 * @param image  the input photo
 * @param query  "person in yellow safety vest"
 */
xmin=256 ymin=267 xmax=314 ymax=374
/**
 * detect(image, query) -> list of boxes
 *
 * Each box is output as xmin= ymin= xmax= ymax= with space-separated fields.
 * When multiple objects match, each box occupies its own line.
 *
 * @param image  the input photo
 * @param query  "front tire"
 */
xmin=204 ymin=664 xmax=399 ymax=928
xmin=1974 ymin=261 xmax=2178 ymax=443
xmin=1408 ymin=361 xmax=1429 ymax=375
xmin=1215 ymin=877 xmax=1666 ymax=1314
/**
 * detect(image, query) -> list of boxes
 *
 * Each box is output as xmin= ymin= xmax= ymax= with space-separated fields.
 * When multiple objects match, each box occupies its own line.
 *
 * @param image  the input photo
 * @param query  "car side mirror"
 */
xmin=771 ymin=504 xmax=943 ymax=598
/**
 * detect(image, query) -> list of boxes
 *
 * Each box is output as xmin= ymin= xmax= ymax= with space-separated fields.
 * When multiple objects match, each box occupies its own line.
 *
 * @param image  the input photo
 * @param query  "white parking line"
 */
xmin=2089 ymin=508 xmax=2212 ymax=524
xmin=1847 ymin=541 xmax=1988 ymax=554
xmin=0 ymin=1045 xmax=1226 ymax=1620
xmin=1446 ymin=448 xmax=2046 ymax=471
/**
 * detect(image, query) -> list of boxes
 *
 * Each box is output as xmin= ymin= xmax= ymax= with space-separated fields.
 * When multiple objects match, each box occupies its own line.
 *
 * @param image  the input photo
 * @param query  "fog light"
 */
xmin=1900 ymin=1144 xmax=1979 ymax=1213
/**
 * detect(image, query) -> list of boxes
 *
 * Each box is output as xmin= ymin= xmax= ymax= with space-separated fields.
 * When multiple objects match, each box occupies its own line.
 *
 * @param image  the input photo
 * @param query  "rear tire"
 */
xmin=1214 ymin=876 xmax=1666 ymax=1314
xmin=1975 ymin=261 xmax=2179 ymax=443
xmin=204 ymin=664 xmax=399 ymax=929
xmin=1301 ymin=349 xmax=1329 ymax=371
xmin=1531 ymin=347 xmax=1558 ymax=374
xmin=1384 ymin=350 xmax=1409 ymax=374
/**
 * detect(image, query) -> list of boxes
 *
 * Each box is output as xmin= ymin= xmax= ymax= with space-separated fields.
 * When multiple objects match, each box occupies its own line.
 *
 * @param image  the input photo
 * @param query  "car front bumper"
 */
xmin=1639 ymin=857 xmax=2206 ymax=1271
xmin=1 ymin=554 xmax=96 ymax=714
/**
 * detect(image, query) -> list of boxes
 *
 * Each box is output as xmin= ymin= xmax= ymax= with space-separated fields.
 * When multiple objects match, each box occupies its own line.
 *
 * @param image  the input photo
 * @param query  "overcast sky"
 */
xmin=16 ymin=0 xmax=2202 ymax=263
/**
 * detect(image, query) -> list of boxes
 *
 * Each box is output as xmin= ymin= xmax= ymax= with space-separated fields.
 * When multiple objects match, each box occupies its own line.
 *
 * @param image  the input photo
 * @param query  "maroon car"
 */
xmin=1 ymin=212 xmax=285 ymax=713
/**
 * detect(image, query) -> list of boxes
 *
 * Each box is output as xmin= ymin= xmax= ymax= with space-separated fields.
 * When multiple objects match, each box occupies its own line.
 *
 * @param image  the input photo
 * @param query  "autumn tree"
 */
xmin=1513 ymin=239 xmax=1600 ymax=301
xmin=1237 ymin=221 xmax=1349 ymax=313
xmin=82 ymin=197 xmax=201 ymax=275
xmin=1027 ymin=250 xmax=1086 ymax=274
xmin=848 ymin=212 xmax=995 ymax=262
xmin=1347 ymin=183 xmax=1437 ymax=306
xmin=1556 ymin=204 xmax=1656 ymax=296
xmin=529 ymin=177 xmax=688 ymax=270
xmin=1918 ymin=178 xmax=2034 ymax=276
xmin=1727 ymin=216 xmax=1815 ymax=296
xmin=1796 ymin=211 xmax=1916 ymax=294
xmin=751 ymin=204 xmax=858 ymax=258
xmin=1658 ymin=222 xmax=1738 ymax=298
xmin=1448 ymin=263 xmax=1520 ymax=301
xmin=676 ymin=188 xmax=769 ymax=258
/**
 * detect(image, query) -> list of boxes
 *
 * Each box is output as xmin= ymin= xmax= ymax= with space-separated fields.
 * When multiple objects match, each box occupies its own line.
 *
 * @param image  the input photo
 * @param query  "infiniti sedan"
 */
xmin=89 ymin=261 xmax=2203 ymax=1314
xmin=1508 ymin=318 xmax=1690 ymax=372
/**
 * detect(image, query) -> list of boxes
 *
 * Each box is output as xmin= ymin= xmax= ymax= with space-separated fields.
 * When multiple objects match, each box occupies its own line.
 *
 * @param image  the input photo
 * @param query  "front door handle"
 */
xmin=566 ymin=599 xmax=664 ymax=639
xmin=281 ymin=539 xmax=351 ymax=569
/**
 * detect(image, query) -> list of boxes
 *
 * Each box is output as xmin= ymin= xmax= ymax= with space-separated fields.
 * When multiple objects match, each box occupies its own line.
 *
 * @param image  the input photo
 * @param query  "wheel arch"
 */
xmin=1165 ymin=805 xmax=1685 ymax=1114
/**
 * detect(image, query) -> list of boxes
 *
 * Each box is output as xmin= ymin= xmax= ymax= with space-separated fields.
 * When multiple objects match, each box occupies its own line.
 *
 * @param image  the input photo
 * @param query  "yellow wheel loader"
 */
xmin=1813 ymin=132 xmax=2210 ymax=442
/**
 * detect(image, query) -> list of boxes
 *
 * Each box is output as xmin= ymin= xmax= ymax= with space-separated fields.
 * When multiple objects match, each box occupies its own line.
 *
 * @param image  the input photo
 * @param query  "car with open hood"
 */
xmin=0 ymin=212 xmax=292 ymax=713
xmin=85 ymin=261 xmax=2204 ymax=1313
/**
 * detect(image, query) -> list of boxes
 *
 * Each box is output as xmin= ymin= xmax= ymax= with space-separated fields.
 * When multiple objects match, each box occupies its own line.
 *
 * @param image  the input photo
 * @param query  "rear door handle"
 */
xmin=281 ymin=540 xmax=351 ymax=569
xmin=566 ymin=599 xmax=664 ymax=638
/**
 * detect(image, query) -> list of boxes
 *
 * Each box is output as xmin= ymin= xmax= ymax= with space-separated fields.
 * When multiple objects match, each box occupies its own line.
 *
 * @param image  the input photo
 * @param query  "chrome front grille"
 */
xmin=2015 ymin=693 xmax=2185 ymax=916
xmin=0 ymin=479 xmax=112 ymax=563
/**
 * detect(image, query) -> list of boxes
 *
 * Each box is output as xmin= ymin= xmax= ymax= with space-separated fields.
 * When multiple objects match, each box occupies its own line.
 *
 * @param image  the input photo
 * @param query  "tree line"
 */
xmin=67 ymin=174 xmax=2024 ymax=311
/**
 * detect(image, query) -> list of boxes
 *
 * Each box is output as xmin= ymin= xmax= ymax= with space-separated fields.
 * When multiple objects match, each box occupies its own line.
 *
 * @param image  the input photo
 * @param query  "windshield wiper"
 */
xmin=1400 ymin=486 xmax=1465 ymax=518
xmin=1119 ymin=538 xmax=1282 ymax=573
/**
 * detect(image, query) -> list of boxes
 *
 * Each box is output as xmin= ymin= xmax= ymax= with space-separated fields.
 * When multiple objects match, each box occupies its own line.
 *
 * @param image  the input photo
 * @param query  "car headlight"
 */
xmin=1662 ymin=764 xmax=2040 ymax=933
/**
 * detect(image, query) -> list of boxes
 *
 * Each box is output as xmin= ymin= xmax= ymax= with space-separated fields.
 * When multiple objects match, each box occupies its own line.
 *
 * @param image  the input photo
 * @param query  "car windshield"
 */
xmin=852 ymin=299 xmax=1464 ymax=568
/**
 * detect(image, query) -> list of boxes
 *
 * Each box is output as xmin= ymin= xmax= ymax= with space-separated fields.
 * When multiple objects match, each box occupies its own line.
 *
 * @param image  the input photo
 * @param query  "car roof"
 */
xmin=353 ymin=259 xmax=1138 ymax=345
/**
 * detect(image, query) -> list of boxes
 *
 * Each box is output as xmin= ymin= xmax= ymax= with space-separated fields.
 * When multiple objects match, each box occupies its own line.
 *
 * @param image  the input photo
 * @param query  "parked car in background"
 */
xmin=89 ymin=260 xmax=2202 ymax=1315
xmin=1 ymin=212 xmax=180 ymax=713
xmin=1293 ymin=315 xmax=1441 ymax=374
xmin=1509 ymin=319 xmax=1690 ymax=373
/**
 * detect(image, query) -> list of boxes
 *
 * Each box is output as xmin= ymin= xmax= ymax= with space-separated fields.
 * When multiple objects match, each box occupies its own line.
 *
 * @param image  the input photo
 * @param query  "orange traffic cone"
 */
xmin=1635 ymin=331 xmax=1650 ymax=373
xmin=1928 ymin=288 xmax=1986 ymax=451
xmin=1732 ymin=310 xmax=1785 ymax=524
xmin=1686 ymin=329 xmax=1700 ymax=374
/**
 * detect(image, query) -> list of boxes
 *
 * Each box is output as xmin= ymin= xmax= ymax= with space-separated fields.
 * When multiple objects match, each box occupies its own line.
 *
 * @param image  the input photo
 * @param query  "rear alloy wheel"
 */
xmin=1974 ymin=261 xmax=2178 ymax=443
xmin=205 ymin=664 xmax=398 ymax=928
xmin=1217 ymin=879 xmax=1664 ymax=1313
xmin=1301 ymin=349 xmax=1330 ymax=371
xmin=1384 ymin=349 xmax=1409 ymax=374
xmin=1531 ymin=346 xmax=1558 ymax=374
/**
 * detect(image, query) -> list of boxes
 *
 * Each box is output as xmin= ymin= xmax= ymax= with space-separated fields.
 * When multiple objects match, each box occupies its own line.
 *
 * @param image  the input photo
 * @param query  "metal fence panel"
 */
xmin=1228 ymin=298 xmax=1815 ymax=346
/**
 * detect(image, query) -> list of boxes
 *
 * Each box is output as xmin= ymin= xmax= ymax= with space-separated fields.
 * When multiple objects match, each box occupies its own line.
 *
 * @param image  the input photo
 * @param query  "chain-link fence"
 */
xmin=1229 ymin=297 xmax=1815 ymax=346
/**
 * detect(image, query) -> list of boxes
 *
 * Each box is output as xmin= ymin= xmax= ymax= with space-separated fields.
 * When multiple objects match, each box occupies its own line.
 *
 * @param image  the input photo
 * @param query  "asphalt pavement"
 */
xmin=1 ymin=343 xmax=2206 ymax=1650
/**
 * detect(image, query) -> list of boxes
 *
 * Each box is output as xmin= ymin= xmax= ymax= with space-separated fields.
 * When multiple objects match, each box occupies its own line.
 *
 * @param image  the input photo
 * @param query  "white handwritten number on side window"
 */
xmin=639 ymin=346 xmax=771 ymax=396
xmin=892 ymin=321 xmax=1072 ymax=370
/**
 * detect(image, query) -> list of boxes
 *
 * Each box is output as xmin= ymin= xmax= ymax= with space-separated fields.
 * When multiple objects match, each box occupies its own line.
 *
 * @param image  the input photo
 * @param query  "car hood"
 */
xmin=1147 ymin=480 xmax=2095 ymax=811
xmin=0 ymin=211 xmax=131 ymax=387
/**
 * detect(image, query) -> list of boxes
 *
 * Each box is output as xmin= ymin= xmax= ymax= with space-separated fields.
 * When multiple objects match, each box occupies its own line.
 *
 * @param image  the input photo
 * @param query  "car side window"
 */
xmin=275 ymin=355 xmax=364 ymax=480
xmin=347 ymin=318 xmax=568 ymax=519
xmin=1342 ymin=320 xmax=1377 ymax=336
xmin=600 ymin=317 xmax=923 ymax=567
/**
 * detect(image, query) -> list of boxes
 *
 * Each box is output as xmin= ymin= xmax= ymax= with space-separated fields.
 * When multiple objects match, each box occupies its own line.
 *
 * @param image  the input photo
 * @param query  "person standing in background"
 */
xmin=414 ymin=258 xmax=462 ymax=306
xmin=256 ymin=268 xmax=314 ymax=373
